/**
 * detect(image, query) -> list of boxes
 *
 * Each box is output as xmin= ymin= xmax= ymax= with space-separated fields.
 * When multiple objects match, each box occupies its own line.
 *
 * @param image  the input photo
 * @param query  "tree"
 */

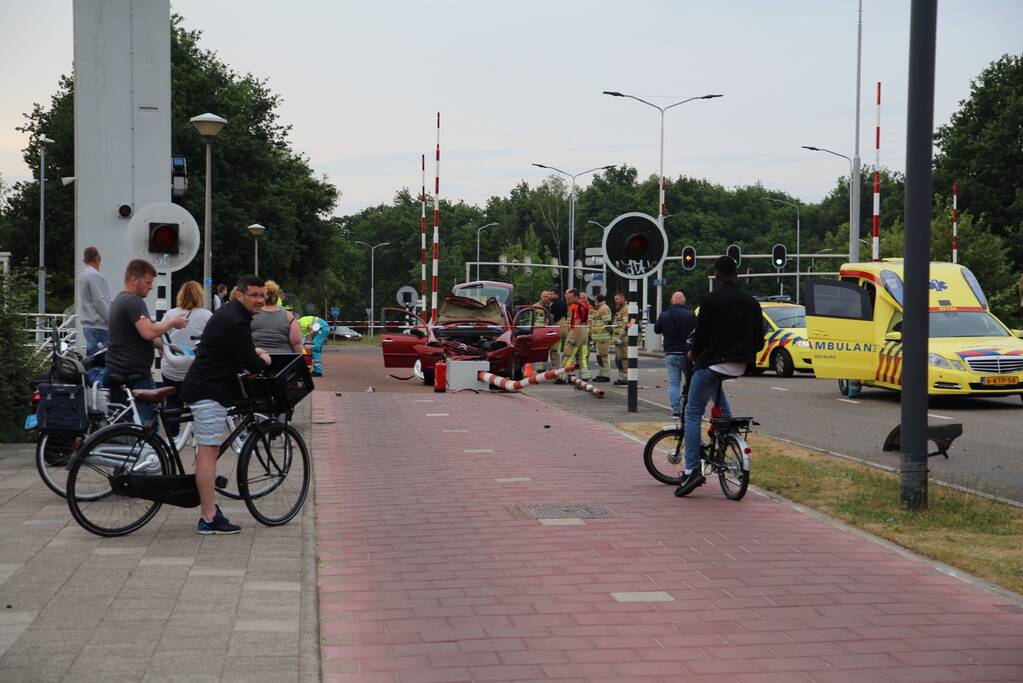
xmin=934 ymin=54 xmax=1023 ymax=262
xmin=0 ymin=16 xmax=341 ymax=311
xmin=0 ymin=269 xmax=44 ymax=441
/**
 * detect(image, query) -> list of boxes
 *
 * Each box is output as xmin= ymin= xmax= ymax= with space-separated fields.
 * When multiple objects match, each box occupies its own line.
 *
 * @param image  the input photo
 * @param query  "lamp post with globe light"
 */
xmin=247 ymin=224 xmax=266 ymax=276
xmin=190 ymin=113 xmax=227 ymax=309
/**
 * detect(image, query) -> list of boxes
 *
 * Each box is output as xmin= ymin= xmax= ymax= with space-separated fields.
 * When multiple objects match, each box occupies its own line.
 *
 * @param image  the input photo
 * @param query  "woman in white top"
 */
xmin=159 ymin=281 xmax=213 ymax=435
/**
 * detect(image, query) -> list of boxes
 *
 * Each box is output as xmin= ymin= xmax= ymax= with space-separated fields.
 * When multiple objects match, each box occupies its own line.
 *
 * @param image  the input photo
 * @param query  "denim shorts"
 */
xmin=187 ymin=400 xmax=228 ymax=446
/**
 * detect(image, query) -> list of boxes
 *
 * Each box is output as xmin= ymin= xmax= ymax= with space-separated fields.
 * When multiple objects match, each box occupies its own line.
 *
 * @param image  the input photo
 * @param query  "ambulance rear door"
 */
xmin=805 ymin=278 xmax=877 ymax=380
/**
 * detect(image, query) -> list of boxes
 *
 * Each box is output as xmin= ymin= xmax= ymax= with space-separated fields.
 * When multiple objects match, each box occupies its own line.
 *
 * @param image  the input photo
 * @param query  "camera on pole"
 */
xmin=726 ymin=244 xmax=741 ymax=267
xmin=681 ymin=245 xmax=696 ymax=271
xmin=772 ymin=243 xmax=787 ymax=269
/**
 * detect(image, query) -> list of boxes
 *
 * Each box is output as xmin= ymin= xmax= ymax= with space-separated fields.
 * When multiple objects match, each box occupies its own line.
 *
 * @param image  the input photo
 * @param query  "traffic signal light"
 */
xmin=726 ymin=244 xmax=741 ymax=267
xmin=148 ymin=222 xmax=180 ymax=255
xmin=602 ymin=212 xmax=668 ymax=279
xmin=681 ymin=245 xmax=697 ymax=270
xmin=772 ymin=243 xmax=787 ymax=268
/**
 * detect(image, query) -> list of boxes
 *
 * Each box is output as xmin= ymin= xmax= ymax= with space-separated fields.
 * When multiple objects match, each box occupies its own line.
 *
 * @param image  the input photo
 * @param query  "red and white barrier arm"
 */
xmin=477 ymin=365 xmax=575 ymax=392
xmin=569 ymin=375 xmax=605 ymax=398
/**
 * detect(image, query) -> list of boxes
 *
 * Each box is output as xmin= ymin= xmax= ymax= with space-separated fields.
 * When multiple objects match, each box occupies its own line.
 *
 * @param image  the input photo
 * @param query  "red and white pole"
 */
xmin=872 ymin=81 xmax=881 ymax=262
xmin=430 ymin=113 xmax=441 ymax=324
xmin=569 ymin=375 xmax=605 ymax=398
xmin=420 ymin=154 xmax=427 ymax=317
xmin=478 ymin=365 xmax=574 ymax=392
xmin=952 ymin=181 xmax=959 ymax=264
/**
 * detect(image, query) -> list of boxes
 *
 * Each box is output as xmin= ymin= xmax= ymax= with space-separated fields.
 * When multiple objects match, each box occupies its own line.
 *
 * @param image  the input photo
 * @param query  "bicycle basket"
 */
xmin=241 ymin=354 xmax=314 ymax=413
xmin=36 ymin=383 xmax=89 ymax=434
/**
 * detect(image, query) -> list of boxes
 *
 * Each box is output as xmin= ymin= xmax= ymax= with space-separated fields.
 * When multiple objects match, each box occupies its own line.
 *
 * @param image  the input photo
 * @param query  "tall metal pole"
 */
xmin=568 ymin=181 xmax=577 ymax=291
xmin=202 ymin=138 xmax=213 ymax=310
xmin=38 ymin=141 xmax=47 ymax=319
xmin=796 ymin=206 xmax=801 ymax=303
xmin=475 ymin=223 xmax=498 ymax=281
xmin=253 ymin=237 xmax=259 ymax=276
xmin=627 ymin=279 xmax=638 ymax=412
xmin=900 ymin=0 xmax=937 ymax=511
xmin=369 ymin=246 xmax=375 ymax=339
xmin=850 ymin=0 xmax=864 ymax=263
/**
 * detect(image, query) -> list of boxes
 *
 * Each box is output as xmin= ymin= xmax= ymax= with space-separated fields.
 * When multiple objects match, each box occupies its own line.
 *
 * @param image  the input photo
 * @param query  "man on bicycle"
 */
xmin=180 ymin=274 xmax=272 ymax=534
xmin=676 ymin=256 xmax=763 ymax=497
xmin=104 ymin=259 xmax=187 ymax=422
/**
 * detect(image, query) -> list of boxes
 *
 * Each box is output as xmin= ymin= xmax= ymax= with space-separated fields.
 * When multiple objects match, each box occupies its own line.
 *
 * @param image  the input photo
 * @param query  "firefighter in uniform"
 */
xmin=559 ymin=288 xmax=591 ymax=381
xmin=530 ymin=290 xmax=552 ymax=372
xmin=611 ymin=292 xmax=630 ymax=385
xmin=589 ymin=293 xmax=613 ymax=382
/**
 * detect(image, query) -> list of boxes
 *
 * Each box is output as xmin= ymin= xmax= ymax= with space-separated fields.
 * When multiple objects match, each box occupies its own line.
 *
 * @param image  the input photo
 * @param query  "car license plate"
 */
xmin=981 ymin=375 xmax=1018 ymax=386
xmin=24 ymin=414 xmax=38 ymax=430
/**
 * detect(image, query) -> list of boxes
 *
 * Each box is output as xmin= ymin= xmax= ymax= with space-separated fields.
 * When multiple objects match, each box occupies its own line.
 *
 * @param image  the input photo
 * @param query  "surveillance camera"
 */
xmin=61 ymin=177 xmax=75 ymax=186
xmin=117 ymin=204 xmax=133 ymax=219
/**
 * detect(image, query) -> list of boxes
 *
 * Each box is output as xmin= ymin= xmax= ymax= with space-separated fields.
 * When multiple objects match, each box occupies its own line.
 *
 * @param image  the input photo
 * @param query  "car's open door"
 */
xmin=805 ymin=278 xmax=876 ymax=380
xmin=380 ymin=308 xmax=427 ymax=368
xmin=511 ymin=307 xmax=561 ymax=363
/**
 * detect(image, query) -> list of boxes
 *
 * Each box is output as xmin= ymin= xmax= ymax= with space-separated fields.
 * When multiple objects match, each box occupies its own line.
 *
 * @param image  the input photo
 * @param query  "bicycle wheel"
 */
xmin=36 ymin=432 xmax=79 ymax=498
xmin=212 ymin=414 xmax=269 ymax=500
xmin=717 ymin=433 xmax=750 ymax=501
xmin=643 ymin=427 xmax=686 ymax=485
xmin=238 ymin=422 xmax=310 ymax=526
xmin=66 ymin=424 xmax=170 ymax=537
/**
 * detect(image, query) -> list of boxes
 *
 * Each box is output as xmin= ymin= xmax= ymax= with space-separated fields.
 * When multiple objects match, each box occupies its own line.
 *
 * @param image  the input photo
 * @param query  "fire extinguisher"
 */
xmin=434 ymin=360 xmax=447 ymax=393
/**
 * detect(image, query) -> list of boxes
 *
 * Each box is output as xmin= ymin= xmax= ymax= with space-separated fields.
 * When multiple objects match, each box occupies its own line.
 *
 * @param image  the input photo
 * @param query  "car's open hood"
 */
xmin=436 ymin=295 xmax=505 ymax=326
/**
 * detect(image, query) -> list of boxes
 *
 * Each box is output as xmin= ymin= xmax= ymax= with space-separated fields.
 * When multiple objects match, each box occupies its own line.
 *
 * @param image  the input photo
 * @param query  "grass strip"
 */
xmin=617 ymin=421 xmax=1023 ymax=596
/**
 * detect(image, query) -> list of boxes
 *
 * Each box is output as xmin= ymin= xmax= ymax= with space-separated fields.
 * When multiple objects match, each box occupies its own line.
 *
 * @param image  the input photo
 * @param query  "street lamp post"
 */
xmin=356 ymin=241 xmax=389 ymax=338
xmin=37 ymin=135 xmax=54 ymax=323
xmin=190 ymin=113 xmax=227 ymax=310
xmin=474 ymin=222 xmax=498 ymax=280
xmin=602 ymin=91 xmax=722 ymax=321
xmin=246 ymin=223 xmax=266 ymax=276
xmin=851 ymin=0 xmax=864 ymax=265
xmin=531 ymin=163 xmax=614 ymax=291
xmin=802 ymin=145 xmax=856 ymax=261
xmin=766 ymin=198 xmax=801 ymax=303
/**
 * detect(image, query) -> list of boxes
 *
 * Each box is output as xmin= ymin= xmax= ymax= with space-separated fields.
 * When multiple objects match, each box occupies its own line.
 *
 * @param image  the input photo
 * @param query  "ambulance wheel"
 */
xmin=771 ymin=349 xmax=794 ymax=377
xmin=837 ymin=379 xmax=849 ymax=395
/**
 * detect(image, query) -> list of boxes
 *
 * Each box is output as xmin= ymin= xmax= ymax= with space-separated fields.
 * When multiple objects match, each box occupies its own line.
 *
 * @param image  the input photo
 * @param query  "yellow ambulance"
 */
xmin=754 ymin=300 xmax=815 ymax=377
xmin=805 ymin=260 xmax=1023 ymax=401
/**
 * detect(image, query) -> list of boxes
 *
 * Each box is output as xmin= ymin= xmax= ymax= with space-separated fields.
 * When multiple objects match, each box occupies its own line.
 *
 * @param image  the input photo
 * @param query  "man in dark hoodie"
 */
xmin=676 ymin=256 xmax=763 ymax=497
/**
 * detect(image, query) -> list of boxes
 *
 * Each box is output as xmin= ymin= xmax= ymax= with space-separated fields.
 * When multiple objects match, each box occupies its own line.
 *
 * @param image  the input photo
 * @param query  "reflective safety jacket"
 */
xmin=612 ymin=305 xmax=630 ymax=343
xmin=569 ymin=301 xmax=591 ymax=328
xmin=589 ymin=303 xmax=613 ymax=341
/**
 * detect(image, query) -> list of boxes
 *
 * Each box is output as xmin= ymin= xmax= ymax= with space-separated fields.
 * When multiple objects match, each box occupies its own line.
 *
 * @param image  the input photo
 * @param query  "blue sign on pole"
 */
xmin=205 ymin=276 xmax=212 ymax=285
xmin=330 ymin=307 xmax=340 ymax=319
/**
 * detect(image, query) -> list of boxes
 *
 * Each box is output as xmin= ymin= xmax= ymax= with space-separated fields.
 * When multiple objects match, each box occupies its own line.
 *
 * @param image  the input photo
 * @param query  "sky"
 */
xmin=1 ymin=0 xmax=1021 ymax=217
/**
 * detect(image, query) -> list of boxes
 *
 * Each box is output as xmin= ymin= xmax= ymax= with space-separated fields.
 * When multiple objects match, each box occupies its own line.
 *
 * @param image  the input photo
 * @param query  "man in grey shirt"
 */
xmin=78 ymin=246 xmax=112 ymax=356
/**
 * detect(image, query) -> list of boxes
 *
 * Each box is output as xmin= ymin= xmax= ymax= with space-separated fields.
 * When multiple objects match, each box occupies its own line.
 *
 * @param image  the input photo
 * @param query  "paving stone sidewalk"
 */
xmin=0 ymin=402 xmax=319 ymax=683
xmin=311 ymin=350 xmax=1023 ymax=683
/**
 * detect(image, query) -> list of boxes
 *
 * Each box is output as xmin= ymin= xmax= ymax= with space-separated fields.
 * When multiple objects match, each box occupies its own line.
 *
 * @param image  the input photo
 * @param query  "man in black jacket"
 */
xmin=654 ymin=291 xmax=697 ymax=418
xmin=181 ymin=274 xmax=271 ymax=534
xmin=676 ymin=256 xmax=763 ymax=497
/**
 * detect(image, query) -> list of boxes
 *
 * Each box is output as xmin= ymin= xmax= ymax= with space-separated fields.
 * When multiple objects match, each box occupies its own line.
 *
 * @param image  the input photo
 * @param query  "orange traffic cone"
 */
xmin=523 ymin=363 xmax=534 ymax=378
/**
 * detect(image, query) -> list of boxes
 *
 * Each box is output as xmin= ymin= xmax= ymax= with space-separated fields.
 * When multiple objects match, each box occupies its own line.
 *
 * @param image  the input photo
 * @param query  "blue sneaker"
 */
xmin=197 ymin=505 xmax=241 ymax=535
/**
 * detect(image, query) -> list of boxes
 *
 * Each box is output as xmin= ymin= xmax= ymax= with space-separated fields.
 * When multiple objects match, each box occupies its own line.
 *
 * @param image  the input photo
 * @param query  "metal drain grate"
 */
xmin=507 ymin=504 xmax=615 ymax=519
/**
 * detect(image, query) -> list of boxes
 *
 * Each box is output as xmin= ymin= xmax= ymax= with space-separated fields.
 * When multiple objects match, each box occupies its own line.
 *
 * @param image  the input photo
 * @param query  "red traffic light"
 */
xmin=148 ymin=222 xmax=180 ymax=255
xmin=625 ymin=234 xmax=649 ymax=259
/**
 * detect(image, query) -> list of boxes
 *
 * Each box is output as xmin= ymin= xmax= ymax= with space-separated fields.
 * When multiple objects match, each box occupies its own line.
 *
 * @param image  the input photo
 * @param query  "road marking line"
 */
xmin=928 ymin=413 xmax=954 ymax=421
xmin=425 ymin=413 xmax=449 ymax=417
xmin=538 ymin=518 xmax=585 ymax=526
xmin=611 ymin=591 xmax=674 ymax=602
xmin=495 ymin=477 xmax=532 ymax=483
xmin=463 ymin=449 xmax=494 ymax=454
xmin=442 ymin=429 xmax=467 ymax=433
xmin=837 ymin=398 xmax=861 ymax=405
xmin=770 ymin=386 xmax=790 ymax=392
xmin=414 ymin=399 xmax=434 ymax=403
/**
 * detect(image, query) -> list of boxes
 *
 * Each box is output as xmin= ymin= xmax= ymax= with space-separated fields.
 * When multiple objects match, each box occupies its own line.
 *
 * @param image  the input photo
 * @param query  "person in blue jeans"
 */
xmin=654 ymin=291 xmax=697 ymax=418
xmin=677 ymin=256 xmax=763 ymax=497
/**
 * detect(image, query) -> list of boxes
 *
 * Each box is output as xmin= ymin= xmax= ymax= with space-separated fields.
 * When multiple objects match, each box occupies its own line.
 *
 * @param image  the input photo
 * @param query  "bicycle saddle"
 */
xmin=106 ymin=372 xmax=146 ymax=387
xmin=131 ymin=386 xmax=177 ymax=403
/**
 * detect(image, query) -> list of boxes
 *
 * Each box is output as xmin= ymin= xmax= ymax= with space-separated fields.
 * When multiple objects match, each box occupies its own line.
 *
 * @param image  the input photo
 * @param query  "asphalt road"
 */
xmin=529 ymin=360 xmax=1023 ymax=505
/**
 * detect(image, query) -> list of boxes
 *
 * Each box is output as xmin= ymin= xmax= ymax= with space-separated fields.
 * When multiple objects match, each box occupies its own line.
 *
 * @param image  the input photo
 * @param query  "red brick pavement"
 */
xmin=312 ymin=349 xmax=1023 ymax=682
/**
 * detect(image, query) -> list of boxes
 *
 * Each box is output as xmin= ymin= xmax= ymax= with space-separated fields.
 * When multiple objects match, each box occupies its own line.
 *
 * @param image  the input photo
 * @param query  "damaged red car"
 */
xmin=381 ymin=281 xmax=560 ymax=384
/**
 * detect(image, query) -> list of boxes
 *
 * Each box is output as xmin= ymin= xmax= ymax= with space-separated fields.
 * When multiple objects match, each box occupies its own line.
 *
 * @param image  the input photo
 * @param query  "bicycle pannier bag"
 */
xmin=36 ymin=383 xmax=89 ymax=434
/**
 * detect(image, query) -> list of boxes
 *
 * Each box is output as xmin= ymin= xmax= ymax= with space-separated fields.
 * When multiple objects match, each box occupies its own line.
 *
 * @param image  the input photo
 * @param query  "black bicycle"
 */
xmin=65 ymin=358 xmax=312 ymax=537
xmin=642 ymin=373 xmax=754 ymax=500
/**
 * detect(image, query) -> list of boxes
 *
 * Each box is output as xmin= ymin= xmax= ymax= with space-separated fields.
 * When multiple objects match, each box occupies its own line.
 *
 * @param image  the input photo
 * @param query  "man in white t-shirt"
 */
xmin=676 ymin=255 xmax=764 ymax=497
